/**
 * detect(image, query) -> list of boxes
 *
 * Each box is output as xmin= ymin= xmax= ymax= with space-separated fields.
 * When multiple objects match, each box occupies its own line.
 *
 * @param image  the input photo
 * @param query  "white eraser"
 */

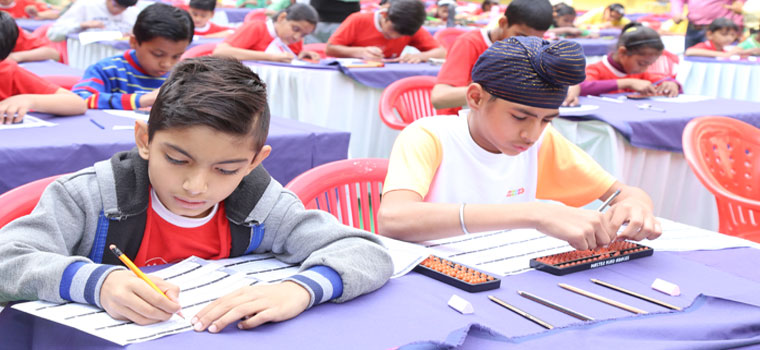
xmin=448 ymin=294 xmax=474 ymax=314
xmin=651 ymin=278 xmax=680 ymax=296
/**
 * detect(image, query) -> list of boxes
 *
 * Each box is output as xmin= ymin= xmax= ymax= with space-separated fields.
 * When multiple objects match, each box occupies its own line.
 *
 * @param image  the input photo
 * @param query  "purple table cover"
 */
xmin=685 ymin=55 xmax=760 ymax=66
xmin=19 ymin=59 xmax=84 ymax=77
xmin=0 ymin=109 xmax=349 ymax=194
xmin=15 ymin=19 xmax=54 ymax=32
xmin=567 ymin=37 xmax=616 ymax=57
xmin=563 ymin=96 xmax=760 ymax=152
xmin=2 ymin=247 xmax=760 ymax=349
xmin=66 ymin=34 xmax=222 ymax=51
xmin=246 ymin=60 xmax=441 ymax=89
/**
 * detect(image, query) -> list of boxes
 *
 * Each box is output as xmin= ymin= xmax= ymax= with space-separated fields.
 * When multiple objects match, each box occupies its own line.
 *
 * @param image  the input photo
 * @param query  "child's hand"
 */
xmin=100 ymin=270 xmax=181 ymax=325
xmin=361 ymin=46 xmax=384 ymax=61
xmin=399 ymin=53 xmax=425 ymax=64
xmin=535 ymin=204 xmax=617 ymax=250
xmin=192 ymin=281 xmax=310 ymax=333
xmin=80 ymin=20 xmax=105 ymax=29
xmin=272 ymin=52 xmax=295 ymax=63
xmin=655 ymin=81 xmax=679 ymax=97
xmin=138 ymin=89 xmax=160 ymax=108
xmin=620 ymin=78 xmax=656 ymax=95
xmin=298 ymin=50 xmax=321 ymax=61
xmin=0 ymin=95 xmax=33 ymax=124
xmin=24 ymin=5 xmax=39 ymax=18
xmin=562 ymin=84 xmax=581 ymax=106
xmin=603 ymin=198 xmax=662 ymax=242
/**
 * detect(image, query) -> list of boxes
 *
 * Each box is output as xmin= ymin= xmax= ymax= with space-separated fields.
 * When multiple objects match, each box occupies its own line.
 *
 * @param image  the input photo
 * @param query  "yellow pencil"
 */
xmin=109 ymin=244 xmax=184 ymax=319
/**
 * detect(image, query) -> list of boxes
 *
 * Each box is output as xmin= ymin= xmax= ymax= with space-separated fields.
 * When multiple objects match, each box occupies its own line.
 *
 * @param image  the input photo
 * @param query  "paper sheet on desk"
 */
xmin=78 ymin=31 xmax=124 ymax=45
xmin=102 ymin=109 xmax=149 ymax=121
xmin=559 ymin=104 xmax=600 ymax=116
xmin=12 ymin=254 xmax=302 ymax=346
xmin=376 ymin=236 xmax=430 ymax=278
xmin=648 ymin=94 xmax=714 ymax=103
xmin=0 ymin=115 xmax=55 ymax=130
xmin=647 ymin=218 xmax=760 ymax=251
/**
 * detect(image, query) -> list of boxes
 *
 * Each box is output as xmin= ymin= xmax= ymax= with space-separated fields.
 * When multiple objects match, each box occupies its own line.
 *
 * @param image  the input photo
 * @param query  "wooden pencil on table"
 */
xmin=488 ymin=295 xmax=554 ymax=330
xmin=517 ymin=291 xmax=595 ymax=321
xmin=558 ymin=283 xmax=647 ymax=314
xmin=590 ymin=279 xmax=682 ymax=311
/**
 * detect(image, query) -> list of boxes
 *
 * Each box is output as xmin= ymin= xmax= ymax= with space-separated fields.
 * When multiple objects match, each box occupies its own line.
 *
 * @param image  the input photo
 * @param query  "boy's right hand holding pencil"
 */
xmin=100 ymin=269 xmax=182 ymax=325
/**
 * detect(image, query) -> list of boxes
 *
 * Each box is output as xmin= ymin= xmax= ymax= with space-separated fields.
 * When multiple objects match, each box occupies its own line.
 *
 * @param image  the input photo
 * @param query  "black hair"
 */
xmin=708 ymin=17 xmax=739 ymax=33
xmin=115 ymin=0 xmax=138 ymax=7
xmin=481 ymin=0 xmax=497 ymax=12
xmin=553 ymin=3 xmax=576 ymax=18
xmin=506 ymin=0 xmax=553 ymax=31
xmin=387 ymin=0 xmax=426 ymax=36
xmin=149 ymin=56 xmax=270 ymax=152
xmin=133 ymin=3 xmax=194 ymax=44
xmin=608 ymin=3 xmax=625 ymax=15
xmin=272 ymin=3 xmax=319 ymax=25
xmin=617 ymin=22 xmax=664 ymax=54
xmin=189 ymin=0 xmax=216 ymax=12
xmin=0 ymin=11 xmax=19 ymax=60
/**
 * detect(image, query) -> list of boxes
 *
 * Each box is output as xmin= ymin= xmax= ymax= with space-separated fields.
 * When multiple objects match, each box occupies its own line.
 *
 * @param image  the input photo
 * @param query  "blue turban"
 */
xmin=471 ymin=36 xmax=586 ymax=109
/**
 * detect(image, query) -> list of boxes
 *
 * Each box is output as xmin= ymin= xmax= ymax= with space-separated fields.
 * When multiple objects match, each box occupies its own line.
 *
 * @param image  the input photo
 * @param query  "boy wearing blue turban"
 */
xmin=378 ymin=36 xmax=661 ymax=250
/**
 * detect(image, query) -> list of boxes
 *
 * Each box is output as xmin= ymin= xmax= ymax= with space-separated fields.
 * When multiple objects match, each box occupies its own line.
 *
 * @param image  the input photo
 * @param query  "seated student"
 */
xmin=684 ymin=17 xmax=748 ymax=57
xmin=378 ymin=36 xmax=661 ymax=248
xmin=46 ymin=0 xmax=140 ymax=42
xmin=72 ymin=3 xmax=193 ymax=110
xmin=9 ymin=25 xmax=60 ymax=62
xmin=576 ymin=3 xmax=631 ymax=30
xmin=325 ymin=0 xmax=445 ymax=63
xmin=189 ymin=0 xmax=232 ymax=38
xmin=266 ymin=0 xmax=296 ymax=14
xmin=427 ymin=0 xmax=456 ymax=27
xmin=212 ymin=4 xmax=320 ymax=63
xmin=478 ymin=0 xmax=498 ymax=15
xmin=0 ymin=0 xmax=58 ymax=19
xmin=432 ymin=0 xmax=577 ymax=109
xmin=0 ymin=12 xmax=86 ymax=123
xmin=0 ymin=56 xmax=392 ymax=328
xmin=581 ymin=23 xmax=680 ymax=97
xmin=737 ymin=25 xmax=760 ymax=55
xmin=547 ymin=3 xmax=596 ymax=39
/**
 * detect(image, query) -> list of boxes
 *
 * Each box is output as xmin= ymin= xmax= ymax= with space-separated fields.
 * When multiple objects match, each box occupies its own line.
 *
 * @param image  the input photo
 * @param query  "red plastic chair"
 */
xmin=244 ymin=9 xmax=268 ymax=23
xmin=180 ymin=43 xmax=218 ymax=60
xmin=0 ymin=174 xmax=62 ymax=229
xmin=646 ymin=50 xmax=679 ymax=78
xmin=683 ymin=116 xmax=760 ymax=243
xmin=285 ymin=159 xmax=388 ymax=233
xmin=379 ymin=76 xmax=459 ymax=130
xmin=433 ymin=27 xmax=466 ymax=52
xmin=41 ymin=75 xmax=80 ymax=90
xmin=303 ymin=43 xmax=327 ymax=58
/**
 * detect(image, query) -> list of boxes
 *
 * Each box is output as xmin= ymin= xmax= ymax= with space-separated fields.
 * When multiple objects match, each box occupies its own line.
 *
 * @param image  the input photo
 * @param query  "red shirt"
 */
xmin=436 ymin=28 xmax=490 ymax=87
xmin=0 ymin=60 xmax=58 ymax=100
xmin=195 ymin=21 xmax=230 ymax=36
xmin=584 ymin=56 xmax=671 ymax=95
xmin=328 ymin=11 xmax=440 ymax=59
xmin=687 ymin=40 xmax=721 ymax=52
xmin=0 ymin=0 xmax=48 ymax=19
xmin=13 ymin=25 xmax=51 ymax=52
xmin=223 ymin=19 xmax=302 ymax=54
xmin=133 ymin=192 xmax=231 ymax=267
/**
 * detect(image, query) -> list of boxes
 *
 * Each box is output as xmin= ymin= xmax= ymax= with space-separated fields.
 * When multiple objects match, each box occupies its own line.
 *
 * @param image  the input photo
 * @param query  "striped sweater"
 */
xmin=72 ymin=50 xmax=167 ymax=110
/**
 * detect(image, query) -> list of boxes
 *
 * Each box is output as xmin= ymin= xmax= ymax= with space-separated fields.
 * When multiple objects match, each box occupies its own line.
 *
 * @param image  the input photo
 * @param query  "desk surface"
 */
xmin=0 ymin=110 xmax=349 ymax=194
xmin=19 ymin=60 xmax=84 ymax=77
xmin=1 ymin=247 xmax=759 ymax=349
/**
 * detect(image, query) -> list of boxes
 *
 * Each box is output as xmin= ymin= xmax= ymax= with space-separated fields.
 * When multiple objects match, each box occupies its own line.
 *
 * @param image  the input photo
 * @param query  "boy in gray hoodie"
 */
xmin=0 ymin=56 xmax=393 ymax=333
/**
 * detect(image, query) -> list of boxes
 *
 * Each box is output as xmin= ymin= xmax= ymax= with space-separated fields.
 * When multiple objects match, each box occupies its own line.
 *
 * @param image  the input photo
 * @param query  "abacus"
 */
xmin=414 ymin=255 xmax=501 ymax=292
xmin=529 ymin=241 xmax=653 ymax=276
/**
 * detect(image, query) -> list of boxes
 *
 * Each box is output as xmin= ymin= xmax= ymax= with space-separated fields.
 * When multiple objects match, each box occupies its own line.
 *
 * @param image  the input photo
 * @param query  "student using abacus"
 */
xmin=0 ymin=56 xmax=392 ymax=330
xmin=212 ymin=4 xmax=322 ymax=63
xmin=377 ymin=36 xmax=662 ymax=250
xmin=0 ymin=11 xmax=86 ymax=124
xmin=325 ymin=0 xmax=445 ymax=63
xmin=580 ymin=23 xmax=681 ymax=97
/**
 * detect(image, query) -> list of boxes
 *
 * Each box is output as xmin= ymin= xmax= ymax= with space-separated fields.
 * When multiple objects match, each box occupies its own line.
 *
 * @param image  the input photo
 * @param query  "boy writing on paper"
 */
xmin=431 ymin=0 xmax=581 ymax=110
xmin=46 ymin=0 xmax=140 ymax=43
xmin=377 ymin=36 xmax=662 ymax=250
xmin=212 ymin=4 xmax=321 ymax=63
xmin=325 ymin=0 xmax=445 ymax=63
xmin=0 ymin=56 xmax=393 ymax=330
xmin=0 ymin=12 xmax=86 ymax=124
xmin=189 ymin=0 xmax=232 ymax=38
xmin=72 ymin=3 xmax=193 ymax=110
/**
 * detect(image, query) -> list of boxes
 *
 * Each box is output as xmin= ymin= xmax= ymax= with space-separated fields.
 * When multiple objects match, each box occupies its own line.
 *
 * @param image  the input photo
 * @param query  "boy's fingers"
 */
xmin=208 ymin=301 xmax=269 ymax=333
xmin=238 ymin=309 xmax=277 ymax=330
xmin=131 ymin=282 xmax=181 ymax=316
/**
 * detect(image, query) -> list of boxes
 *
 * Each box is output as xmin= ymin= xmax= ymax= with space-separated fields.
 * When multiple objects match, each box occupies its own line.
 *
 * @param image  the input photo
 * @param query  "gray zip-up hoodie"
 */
xmin=0 ymin=149 xmax=392 ymax=310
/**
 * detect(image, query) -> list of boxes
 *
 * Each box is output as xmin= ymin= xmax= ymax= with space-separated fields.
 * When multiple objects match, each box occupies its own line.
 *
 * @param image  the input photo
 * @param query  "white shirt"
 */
xmin=47 ymin=0 xmax=143 ymax=42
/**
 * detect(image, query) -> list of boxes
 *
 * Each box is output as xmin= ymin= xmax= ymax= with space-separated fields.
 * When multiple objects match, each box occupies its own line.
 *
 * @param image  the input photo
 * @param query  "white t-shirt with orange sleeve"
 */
xmin=382 ymin=115 xmax=616 ymax=207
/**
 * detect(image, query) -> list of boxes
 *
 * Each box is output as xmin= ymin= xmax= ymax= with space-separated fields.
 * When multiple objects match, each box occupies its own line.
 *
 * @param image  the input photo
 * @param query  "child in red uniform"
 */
xmin=326 ymin=0 xmax=444 ymax=63
xmin=213 ymin=4 xmax=320 ymax=62
xmin=8 ymin=25 xmax=60 ymax=62
xmin=685 ymin=17 xmax=742 ymax=58
xmin=189 ymin=0 xmax=232 ymax=38
xmin=0 ymin=0 xmax=57 ymax=19
xmin=431 ymin=0 xmax=555 ymax=109
xmin=580 ymin=23 xmax=680 ymax=97
xmin=0 ymin=12 xmax=85 ymax=123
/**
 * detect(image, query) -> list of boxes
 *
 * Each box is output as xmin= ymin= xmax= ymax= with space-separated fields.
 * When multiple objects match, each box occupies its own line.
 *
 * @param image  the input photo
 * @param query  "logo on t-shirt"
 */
xmin=505 ymin=187 xmax=525 ymax=198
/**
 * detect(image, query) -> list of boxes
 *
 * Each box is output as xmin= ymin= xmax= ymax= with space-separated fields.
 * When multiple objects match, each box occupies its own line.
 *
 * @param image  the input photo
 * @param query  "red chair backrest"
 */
xmin=285 ymin=159 xmax=388 ymax=233
xmin=646 ymin=49 xmax=679 ymax=78
xmin=41 ymin=75 xmax=80 ymax=90
xmin=683 ymin=116 xmax=760 ymax=242
xmin=433 ymin=27 xmax=466 ymax=52
xmin=244 ymin=9 xmax=268 ymax=23
xmin=303 ymin=43 xmax=327 ymax=58
xmin=0 ymin=174 xmax=62 ymax=229
xmin=379 ymin=76 xmax=458 ymax=130
xmin=180 ymin=43 xmax=217 ymax=60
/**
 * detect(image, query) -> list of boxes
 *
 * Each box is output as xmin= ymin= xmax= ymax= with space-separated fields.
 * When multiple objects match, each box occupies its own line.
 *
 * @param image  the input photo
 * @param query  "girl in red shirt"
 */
xmin=212 ymin=4 xmax=321 ymax=62
xmin=580 ymin=23 xmax=680 ymax=97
